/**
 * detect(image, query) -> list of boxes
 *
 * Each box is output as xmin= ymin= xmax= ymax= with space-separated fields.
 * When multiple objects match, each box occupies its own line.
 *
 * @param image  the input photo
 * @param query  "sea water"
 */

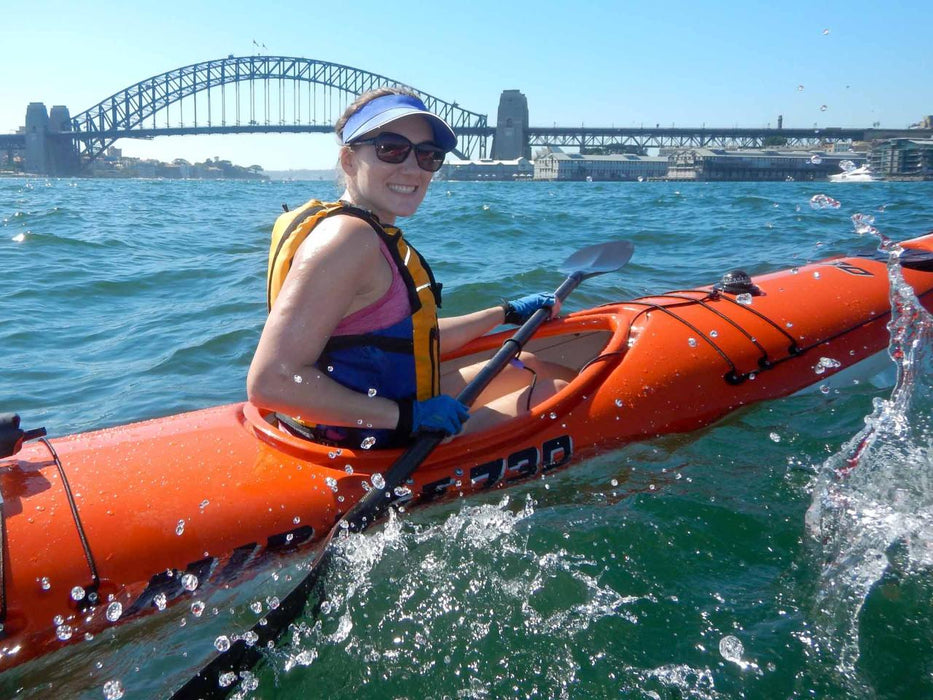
xmin=1 ymin=177 xmax=932 ymax=698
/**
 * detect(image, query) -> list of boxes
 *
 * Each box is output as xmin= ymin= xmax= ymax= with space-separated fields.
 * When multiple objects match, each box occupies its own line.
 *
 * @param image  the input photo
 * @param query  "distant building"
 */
xmin=667 ymin=149 xmax=866 ymax=181
xmin=437 ymin=157 xmax=534 ymax=181
xmin=533 ymin=152 xmax=669 ymax=181
xmin=870 ymin=139 xmax=933 ymax=180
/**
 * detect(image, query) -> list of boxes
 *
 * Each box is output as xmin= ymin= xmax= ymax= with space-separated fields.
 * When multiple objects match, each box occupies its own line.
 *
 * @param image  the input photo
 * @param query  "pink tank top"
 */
xmin=333 ymin=238 xmax=411 ymax=335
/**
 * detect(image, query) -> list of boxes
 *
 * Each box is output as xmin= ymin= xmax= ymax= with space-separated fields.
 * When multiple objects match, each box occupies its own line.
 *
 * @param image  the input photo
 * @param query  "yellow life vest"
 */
xmin=266 ymin=199 xmax=441 ymax=406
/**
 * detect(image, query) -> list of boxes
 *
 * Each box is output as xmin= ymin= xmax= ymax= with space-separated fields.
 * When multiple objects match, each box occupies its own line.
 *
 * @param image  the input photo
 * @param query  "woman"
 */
xmin=247 ymin=87 xmax=573 ymax=449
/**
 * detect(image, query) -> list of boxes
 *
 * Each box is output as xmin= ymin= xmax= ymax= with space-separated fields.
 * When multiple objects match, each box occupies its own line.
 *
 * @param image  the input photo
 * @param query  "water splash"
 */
xmin=805 ymin=226 xmax=933 ymax=682
xmin=274 ymin=496 xmax=651 ymax=696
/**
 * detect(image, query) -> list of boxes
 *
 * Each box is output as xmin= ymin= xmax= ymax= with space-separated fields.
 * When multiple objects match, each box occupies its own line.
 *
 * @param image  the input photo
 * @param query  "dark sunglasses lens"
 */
xmin=373 ymin=136 xmax=412 ymax=164
xmin=415 ymin=147 xmax=446 ymax=172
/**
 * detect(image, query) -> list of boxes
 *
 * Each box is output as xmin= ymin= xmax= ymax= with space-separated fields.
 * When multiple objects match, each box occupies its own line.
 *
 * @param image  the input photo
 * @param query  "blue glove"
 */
xmin=397 ymin=395 xmax=470 ymax=437
xmin=503 ymin=292 xmax=556 ymax=325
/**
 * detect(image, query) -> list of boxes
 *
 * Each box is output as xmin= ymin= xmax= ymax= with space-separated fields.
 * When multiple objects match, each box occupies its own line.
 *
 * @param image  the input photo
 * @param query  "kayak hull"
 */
xmin=3 ymin=233 xmax=933 ymax=669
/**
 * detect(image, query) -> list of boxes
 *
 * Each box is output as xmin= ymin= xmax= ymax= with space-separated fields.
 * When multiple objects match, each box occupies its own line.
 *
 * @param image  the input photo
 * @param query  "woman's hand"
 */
xmin=398 ymin=395 xmax=470 ymax=436
xmin=503 ymin=292 xmax=557 ymax=325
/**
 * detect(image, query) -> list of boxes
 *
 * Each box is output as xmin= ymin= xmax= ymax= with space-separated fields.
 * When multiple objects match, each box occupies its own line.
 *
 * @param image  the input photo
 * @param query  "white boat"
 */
xmin=828 ymin=161 xmax=879 ymax=182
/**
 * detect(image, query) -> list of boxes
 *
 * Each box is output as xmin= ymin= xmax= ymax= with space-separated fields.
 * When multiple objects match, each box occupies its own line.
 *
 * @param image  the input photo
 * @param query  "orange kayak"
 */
xmin=2 ymin=233 xmax=933 ymax=670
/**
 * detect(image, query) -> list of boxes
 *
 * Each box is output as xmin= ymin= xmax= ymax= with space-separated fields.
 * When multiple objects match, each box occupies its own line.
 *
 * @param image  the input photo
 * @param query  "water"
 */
xmin=2 ymin=177 xmax=932 ymax=698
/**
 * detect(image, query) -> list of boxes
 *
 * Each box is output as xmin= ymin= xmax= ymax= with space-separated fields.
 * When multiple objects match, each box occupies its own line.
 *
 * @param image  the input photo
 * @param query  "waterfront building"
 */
xmin=667 ymin=149 xmax=866 ymax=181
xmin=437 ymin=157 xmax=534 ymax=181
xmin=870 ymin=139 xmax=933 ymax=180
xmin=533 ymin=153 xmax=669 ymax=181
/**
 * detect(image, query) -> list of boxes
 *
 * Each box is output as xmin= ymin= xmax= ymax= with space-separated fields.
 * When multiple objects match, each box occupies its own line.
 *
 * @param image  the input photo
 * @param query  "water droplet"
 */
xmin=250 ymin=601 xmax=263 ymax=614
xmin=219 ymin=672 xmax=237 ymax=688
xmin=327 ymin=451 xmax=337 ymax=459
xmin=813 ymin=271 xmax=821 ymax=279
xmin=797 ymin=84 xmax=805 ymax=92
xmin=610 ymin=479 xmax=619 ymax=487
xmin=687 ymin=337 xmax=698 ymax=348
xmin=175 ymin=520 xmax=185 ymax=536
xmin=106 ymin=602 xmax=123 ymax=622
xmin=102 ymin=679 xmax=125 ymax=699
xmin=719 ymin=634 xmax=745 ymax=664
xmin=293 ymin=515 xmax=301 ymax=524
xmin=344 ymin=464 xmax=354 ymax=474
xmin=214 ymin=635 xmax=231 ymax=652
xmin=709 ymin=330 xmax=719 ymax=338
xmin=292 ymin=374 xmax=303 ymax=384
xmin=822 ymin=28 xmax=830 ymax=35
xmin=153 ymin=593 xmax=167 ymax=611
xmin=819 ymin=384 xmax=831 ymax=395
xmin=266 ymin=596 xmax=280 ymax=610
xmin=199 ymin=499 xmax=209 ymax=511
xmin=770 ymin=432 xmax=781 ymax=443
xmin=243 ymin=630 xmax=259 ymax=646
xmin=181 ymin=574 xmax=199 ymax=591
xmin=71 ymin=586 xmax=86 ymax=602
xmin=325 ymin=476 xmax=338 ymax=492
xmin=367 ymin=387 xmax=378 ymax=397
xmin=735 ymin=293 xmax=753 ymax=305
xmin=326 ymin=365 xmax=334 ymax=373
xmin=56 ymin=624 xmax=73 ymax=641
xmin=39 ymin=577 xmax=51 ymax=591
xmin=614 ymin=398 xmax=624 ymax=407
xmin=191 ymin=601 xmax=205 ymax=617
xmin=371 ymin=473 xmax=385 ymax=489
xmin=819 ymin=104 xmax=828 ymax=112
xmin=549 ymin=412 xmax=558 ymax=420
xmin=361 ymin=436 xmax=377 ymax=450
xmin=393 ymin=485 xmax=412 ymax=498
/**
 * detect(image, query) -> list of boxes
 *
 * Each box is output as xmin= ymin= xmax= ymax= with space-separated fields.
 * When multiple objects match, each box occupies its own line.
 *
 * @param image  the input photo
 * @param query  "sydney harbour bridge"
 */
xmin=2 ymin=55 xmax=928 ymax=176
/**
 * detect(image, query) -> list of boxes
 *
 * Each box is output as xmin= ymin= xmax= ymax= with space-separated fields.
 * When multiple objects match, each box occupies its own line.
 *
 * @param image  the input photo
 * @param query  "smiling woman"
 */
xmin=246 ymin=87 xmax=570 ymax=451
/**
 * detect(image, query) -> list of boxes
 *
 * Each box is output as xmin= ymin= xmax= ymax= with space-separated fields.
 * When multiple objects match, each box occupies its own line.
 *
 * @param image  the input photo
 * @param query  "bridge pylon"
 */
xmin=490 ymin=90 xmax=530 ymax=160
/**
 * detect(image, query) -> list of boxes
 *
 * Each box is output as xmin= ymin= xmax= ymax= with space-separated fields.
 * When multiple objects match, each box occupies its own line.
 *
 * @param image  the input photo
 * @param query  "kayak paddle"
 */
xmin=171 ymin=239 xmax=635 ymax=698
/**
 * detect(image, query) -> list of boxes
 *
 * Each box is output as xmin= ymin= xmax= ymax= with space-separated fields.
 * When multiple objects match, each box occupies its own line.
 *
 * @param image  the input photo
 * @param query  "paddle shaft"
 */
xmin=173 ymin=242 xmax=631 ymax=698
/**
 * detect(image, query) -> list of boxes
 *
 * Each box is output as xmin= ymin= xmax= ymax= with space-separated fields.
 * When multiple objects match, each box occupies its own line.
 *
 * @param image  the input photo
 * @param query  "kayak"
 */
xmin=2 ymin=232 xmax=933 ymax=671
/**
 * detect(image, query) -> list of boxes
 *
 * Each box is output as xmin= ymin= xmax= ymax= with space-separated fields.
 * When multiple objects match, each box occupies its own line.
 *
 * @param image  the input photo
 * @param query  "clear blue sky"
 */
xmin=2 ymin=0 xmax=930 ymax=170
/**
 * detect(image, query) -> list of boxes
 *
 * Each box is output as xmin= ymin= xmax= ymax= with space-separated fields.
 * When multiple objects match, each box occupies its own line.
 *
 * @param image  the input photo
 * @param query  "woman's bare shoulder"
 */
xmin=294 ymin=211 xmax=382 ymax=264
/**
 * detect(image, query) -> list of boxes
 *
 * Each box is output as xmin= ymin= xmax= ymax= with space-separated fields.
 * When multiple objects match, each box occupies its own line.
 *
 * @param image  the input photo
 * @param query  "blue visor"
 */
xmin=341 ymin=94 xmax=457 ymax=152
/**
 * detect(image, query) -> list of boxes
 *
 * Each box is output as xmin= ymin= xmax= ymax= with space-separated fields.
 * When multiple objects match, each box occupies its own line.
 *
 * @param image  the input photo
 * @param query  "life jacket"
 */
xmin=266 ymin=199 xmax=442 ymax=448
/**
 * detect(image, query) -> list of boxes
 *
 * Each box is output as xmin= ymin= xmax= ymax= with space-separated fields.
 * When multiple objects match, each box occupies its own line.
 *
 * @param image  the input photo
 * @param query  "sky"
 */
xmin=2 ymin=0 xmax=930 ymax=171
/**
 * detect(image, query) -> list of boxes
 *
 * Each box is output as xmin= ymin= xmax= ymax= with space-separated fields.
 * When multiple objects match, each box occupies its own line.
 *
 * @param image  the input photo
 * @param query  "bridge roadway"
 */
xmin=3 ymin=125 xmax=930 ymax=159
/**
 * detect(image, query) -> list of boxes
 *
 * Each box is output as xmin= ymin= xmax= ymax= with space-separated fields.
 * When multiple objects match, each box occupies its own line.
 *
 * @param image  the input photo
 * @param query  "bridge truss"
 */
xmin=69 ymin=56 xmax=490 ymax=164
xmin=525 ymin=126 xmax=921 ymax=153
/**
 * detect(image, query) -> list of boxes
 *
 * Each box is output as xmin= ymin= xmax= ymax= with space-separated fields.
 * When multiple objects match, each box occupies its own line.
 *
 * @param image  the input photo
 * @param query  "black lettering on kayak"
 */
xmin=506 ymin=447 xmax=540 ymax=481
xmin=420 ymin=435 xmax=573 ymax=498
xmin=542 ymin=435 xmax=573 ymax=471
xmin=421 ymin=476 xmax=455 ymax=500
xmin=470 ymin=458 xmax=505 ymax=488
xmin=824 ymin=261 xmax=874 ymax=276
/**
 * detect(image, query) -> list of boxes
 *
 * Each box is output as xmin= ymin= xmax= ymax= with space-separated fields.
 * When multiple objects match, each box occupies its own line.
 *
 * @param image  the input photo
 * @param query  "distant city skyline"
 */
xmin=3 ymin=0 xmax=930 ymax=170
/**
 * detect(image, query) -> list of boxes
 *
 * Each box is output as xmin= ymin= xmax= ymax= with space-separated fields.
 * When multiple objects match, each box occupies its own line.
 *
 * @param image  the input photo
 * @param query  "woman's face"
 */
xmin=342 ymin=114 xmax=436 ymax=223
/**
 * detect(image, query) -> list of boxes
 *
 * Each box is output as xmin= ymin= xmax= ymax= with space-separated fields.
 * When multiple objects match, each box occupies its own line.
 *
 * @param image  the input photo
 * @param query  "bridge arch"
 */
xmin=70 ymin=56 xmax=489 ymax=164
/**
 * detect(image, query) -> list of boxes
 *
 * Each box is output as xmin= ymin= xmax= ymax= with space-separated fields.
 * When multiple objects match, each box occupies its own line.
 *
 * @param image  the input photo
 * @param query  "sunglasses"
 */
xmin=351 ymin=132 xmax=447 ymax=172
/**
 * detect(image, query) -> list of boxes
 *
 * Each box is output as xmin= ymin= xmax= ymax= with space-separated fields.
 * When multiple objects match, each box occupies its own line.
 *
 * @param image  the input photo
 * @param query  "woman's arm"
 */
xmin=437 ymin=306 xmax=506 ymax=355
xmin=438 ymin=293 xmax=562 ymax=355
xmin=246 ymin=218 xmax=402 ymax=429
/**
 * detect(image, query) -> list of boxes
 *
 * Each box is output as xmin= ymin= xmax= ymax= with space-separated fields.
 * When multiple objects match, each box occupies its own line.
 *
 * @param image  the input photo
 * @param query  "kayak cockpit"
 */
xmin=242 ymin=313 xmax=627 ymax=459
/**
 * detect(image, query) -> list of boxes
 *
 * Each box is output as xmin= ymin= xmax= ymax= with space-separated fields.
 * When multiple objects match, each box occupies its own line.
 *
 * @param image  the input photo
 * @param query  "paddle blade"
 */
xmin=559 ymin=240 xmax=634 ymax=279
